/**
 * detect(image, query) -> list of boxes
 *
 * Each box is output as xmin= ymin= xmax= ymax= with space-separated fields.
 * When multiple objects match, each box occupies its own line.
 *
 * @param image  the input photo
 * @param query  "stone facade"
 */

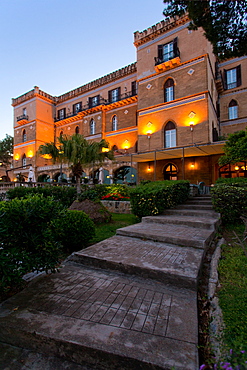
xmin=11 ymin=15 xmax=247 ymax=184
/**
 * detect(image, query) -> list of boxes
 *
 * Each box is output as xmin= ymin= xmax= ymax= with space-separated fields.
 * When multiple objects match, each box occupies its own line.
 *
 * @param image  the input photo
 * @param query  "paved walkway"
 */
xmin=0 ymin=196 xmax=220 ymax=370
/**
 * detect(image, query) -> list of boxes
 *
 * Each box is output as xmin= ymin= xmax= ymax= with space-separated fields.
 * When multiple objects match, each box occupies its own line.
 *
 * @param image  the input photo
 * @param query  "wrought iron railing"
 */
xmin=16 ymin=114 xmax=29 ymax=122
xmin=54 ymin=91 xmax=137 ymax=122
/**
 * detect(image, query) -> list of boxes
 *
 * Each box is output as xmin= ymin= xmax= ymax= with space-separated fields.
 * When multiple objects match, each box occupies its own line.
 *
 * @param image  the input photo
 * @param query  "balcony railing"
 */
xmin=154 ymin=49 xmax=180 ymax=66
xmin=16 ymin=114 xmax=29 ymax=122
xmin=54 ymin=91 xmax=137 ymax=122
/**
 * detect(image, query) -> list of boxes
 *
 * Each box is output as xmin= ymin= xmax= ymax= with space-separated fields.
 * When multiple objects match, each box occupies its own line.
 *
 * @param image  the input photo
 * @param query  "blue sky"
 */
xmin=0 ymin=0 xmax=165 ymax=140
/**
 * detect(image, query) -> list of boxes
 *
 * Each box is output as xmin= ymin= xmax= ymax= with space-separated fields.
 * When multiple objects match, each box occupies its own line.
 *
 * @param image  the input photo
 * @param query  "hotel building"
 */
xmin=12 ymin=14 xmax=247 ymax=184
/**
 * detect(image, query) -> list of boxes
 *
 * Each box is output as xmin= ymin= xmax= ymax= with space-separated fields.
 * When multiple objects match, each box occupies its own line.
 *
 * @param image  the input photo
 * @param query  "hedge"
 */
xmin=129 ymin=180 xmax=190 ymax=218
xmin=211 ymin=184 xmax=247 ymax=224
xmin=6 ymin=185 xmax=77 ymax=208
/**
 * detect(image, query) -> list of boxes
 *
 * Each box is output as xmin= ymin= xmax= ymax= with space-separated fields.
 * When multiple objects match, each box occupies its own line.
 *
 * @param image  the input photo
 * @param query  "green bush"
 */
xmin=216 ymin=177 xmax=247 ymax=186
xmin=211 ymin=185 xmax=247 ymax=224
xmin=79 ymin=184 xmax=130 ymax=202
xmin=129 ymin=180 xmax=190 ymax=218
xmin=6 ymin=185 xmax=77 ymax=208
xmin=0 ymin=195 xmax=64 ymax=293
xmin=52 ymin=210 xmax=95 ymax=253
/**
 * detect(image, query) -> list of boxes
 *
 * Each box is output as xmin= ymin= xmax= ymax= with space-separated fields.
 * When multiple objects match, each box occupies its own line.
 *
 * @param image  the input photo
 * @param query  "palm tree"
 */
xmin=38 ymin=141 xmax=64 ymax=183
xmin=38 ymin=134 xmax=114 ymax=195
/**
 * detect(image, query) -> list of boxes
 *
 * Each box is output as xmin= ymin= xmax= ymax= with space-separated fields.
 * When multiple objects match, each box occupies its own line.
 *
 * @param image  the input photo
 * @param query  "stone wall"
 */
xmin=101 ymin=200 xmax=131 ymax=214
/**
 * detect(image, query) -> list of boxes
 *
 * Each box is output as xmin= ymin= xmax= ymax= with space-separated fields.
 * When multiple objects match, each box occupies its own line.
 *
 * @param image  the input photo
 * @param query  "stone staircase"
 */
xmin=0 ymin=195 xmax=220 ymax=370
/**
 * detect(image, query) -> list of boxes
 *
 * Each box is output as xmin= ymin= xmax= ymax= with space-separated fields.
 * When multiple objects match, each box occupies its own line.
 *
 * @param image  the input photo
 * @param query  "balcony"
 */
xmin=154 ymin=50 xmax=181 ymax=73
xmin=16 ymin=114 xmax=29 ymax=124
xmin=105 ymin=90 xmax=137 ymax=107
xmin=54 ymin=92 xmax=137 ymax=122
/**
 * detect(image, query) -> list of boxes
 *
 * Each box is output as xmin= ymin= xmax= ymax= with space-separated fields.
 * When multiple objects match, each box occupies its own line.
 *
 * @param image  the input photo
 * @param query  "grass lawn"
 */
xmin=217 ymin=223 xmax=247 ymax=362
xmin=91 ymin=213 xmax=138 ymax=245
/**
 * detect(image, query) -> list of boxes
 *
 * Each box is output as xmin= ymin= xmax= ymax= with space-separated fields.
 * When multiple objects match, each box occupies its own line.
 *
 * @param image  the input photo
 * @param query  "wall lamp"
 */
xmin=146 ymin=121 xmax=153 ymax=139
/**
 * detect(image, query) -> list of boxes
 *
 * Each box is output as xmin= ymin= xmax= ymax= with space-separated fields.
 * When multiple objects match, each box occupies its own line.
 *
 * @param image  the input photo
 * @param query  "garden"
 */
xmin=1 ymin=176 xmax=247 ymax=369
xmin=0 ymin=180 xmax=190 ymax=302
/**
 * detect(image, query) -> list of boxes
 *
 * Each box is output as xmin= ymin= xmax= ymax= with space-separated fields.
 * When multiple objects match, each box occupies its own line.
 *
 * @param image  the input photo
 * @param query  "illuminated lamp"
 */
xmin=14 ymin=153 xmax=20 ymax=161
xmin=146 ymin=121 xmax=153 ymax=138
xmin=188 ymin=111 xmax=196 ymax=130
xmin=131 ymin=174 xmax=135 ymax=177
xmin=123 ymin=140 xmax=130 ymax=150
xmin=235 ymin=166 xmax=240 ymax=171
xmin=102 ymin=147 xmax=110 ymax=153
xmin=147 ymin=162 xmax=152 ymax=172
xmin=27 ymin=150 xmax=33 ymax=158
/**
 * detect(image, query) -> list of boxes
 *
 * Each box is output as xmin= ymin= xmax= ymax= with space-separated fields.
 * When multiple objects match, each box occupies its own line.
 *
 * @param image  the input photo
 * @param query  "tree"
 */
xmin=218 ymin=130 xmax=247 ymax=166
xmin=0 ymin=134 xmax=13 ymax=180
xmin=163 ymin=1 xmax=247 ymax=60
xmin=38 ymin=134 xmax=114 ymax=195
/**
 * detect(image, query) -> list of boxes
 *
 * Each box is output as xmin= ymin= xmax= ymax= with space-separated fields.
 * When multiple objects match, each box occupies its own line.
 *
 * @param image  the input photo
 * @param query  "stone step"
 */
xmin=0 ymin=264 xmax=199 ymax=370
xmin=142 ymin=214 xmax=219 ymax=230
xmin=116 ymin=222 xmax=215 ymax=249
xmin=70 ymin=235 xmax=204 ymax=290
xmin=186 ymin=200 xmax=213 ymax=205
xmin=175 ymin=204 xmax=213 ymax=210
xmin=164 ymin=208 xmax=220 ymax=219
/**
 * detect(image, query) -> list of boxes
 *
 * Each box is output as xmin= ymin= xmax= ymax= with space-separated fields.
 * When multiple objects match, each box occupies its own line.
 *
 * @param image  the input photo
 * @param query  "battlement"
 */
xmin=134 ymin=14 xmax=189 ymax=47
xmin=12 ymin=86 xmax=56 ymax=106
xmin=57 ymin=62 xmax=137 ymax=103
xmin=12 ymin=62 xmax=137 ymax=107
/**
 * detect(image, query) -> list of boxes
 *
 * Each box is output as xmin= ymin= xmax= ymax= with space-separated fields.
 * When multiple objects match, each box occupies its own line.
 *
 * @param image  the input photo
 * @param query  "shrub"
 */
xmin=211 ymin=184 xmax=247 ymax=224
xmin=0 ymin=195 xmax=64 ymax=293
xmin=129 ymin=180 xmax=190 ymax=218
xmin=52 ymin=210 xmax=95 ymax=253
xmin=7 ymin=185 xmax=77 ymax=208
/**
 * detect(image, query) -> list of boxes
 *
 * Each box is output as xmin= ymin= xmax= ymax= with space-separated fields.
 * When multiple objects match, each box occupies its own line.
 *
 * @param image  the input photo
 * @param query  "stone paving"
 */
xmin=0 ymin=195 xmax=220 ymax=370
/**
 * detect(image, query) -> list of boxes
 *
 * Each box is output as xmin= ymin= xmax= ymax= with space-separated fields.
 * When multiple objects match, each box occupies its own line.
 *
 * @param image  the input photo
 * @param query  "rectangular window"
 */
xmin=89 ymin=95 xmax=100 ymax=108
xmin=108 ymin=88 xmax=120 ymax=103
xmin=224 ymin=65 xmax=241 ymax=90
xmin=73 ymin=102 xmax=82 ymax=114
xmin=156 ymin=38 xmax=179 ymax=65
xmin=165 ymin=129 xmax=176 ymax=148
xmin=58 ymin=108 xmax=66 ymax=120
xmin=165 ymin=86 xmax=174 ymax=102
xmin=131 ymin=81 xmax=137 ymax=96
xmin=23 ymin=108 xmax=27 ymax=117
xmin=229 ymin=106 xmax=238 ymax=120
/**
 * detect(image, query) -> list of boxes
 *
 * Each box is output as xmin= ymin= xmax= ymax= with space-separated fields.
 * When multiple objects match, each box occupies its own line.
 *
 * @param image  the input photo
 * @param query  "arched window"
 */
xmin=164 ymin=163 xmax=178 ymax=180
xmin=164 ymin=121 xmax=176 ymax=148
xmin=112 ymin=115 xmax=117 ymax=131
xmin=59 ymin=130 xmax=63 ymax=137
xmin=164 ymin=79 xmax=174 ymax=102
xmin=22 ymin=154 xmax=26 ymax=168
xmin=228 ymin=100 xmax=238 ymax=120
xmin=90 ymin=119 xmax=96 ymax=135
xmin=22 ymin=129 xmax=27 ymax=142
xmin=75 ymin=126 xmax=79 ymax=134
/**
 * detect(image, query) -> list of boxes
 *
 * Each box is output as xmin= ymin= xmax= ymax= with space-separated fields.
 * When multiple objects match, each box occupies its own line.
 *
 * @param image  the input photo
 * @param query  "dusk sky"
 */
xmin=1 ymin=0 xmax=165 ymax=140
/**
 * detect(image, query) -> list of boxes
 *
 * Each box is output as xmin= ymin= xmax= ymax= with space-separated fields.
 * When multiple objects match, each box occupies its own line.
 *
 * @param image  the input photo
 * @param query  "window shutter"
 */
xmin=97 ymin=94 xmax=100 ymax=104
xmin=173 ymin=37 xmax=178 ymax=57
xmin=236 ymin=65 xmax=242 ymax=87
xmin=223 ymin=69 xmax=227 ymax=90
xmin=117 ymin=87 xmax=121 ymax=101
xmin=108 ymin=91 xmax=111 ymax=103
xmin=158 ymin=45 xmax=163 ymax=61
xmin=88 ymin=97 xmax=92 ymax=108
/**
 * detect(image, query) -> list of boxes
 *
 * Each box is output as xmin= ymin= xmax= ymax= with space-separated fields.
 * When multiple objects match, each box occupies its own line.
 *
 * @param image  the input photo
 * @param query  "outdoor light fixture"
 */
xmin=123 ymin=139 xmax=130 ymax=150
xmin=235 ymin=166 xmax=240 ymax=171
xmin=188 ymin=111 xmax=196 ymax=130
xmin=146 ymin=121 xmax=153 ymax=138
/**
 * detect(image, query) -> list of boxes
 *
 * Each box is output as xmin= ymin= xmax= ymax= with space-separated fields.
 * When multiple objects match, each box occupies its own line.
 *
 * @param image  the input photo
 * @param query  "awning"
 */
xmin=114 ymin=142 xmax=225 ymax=163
